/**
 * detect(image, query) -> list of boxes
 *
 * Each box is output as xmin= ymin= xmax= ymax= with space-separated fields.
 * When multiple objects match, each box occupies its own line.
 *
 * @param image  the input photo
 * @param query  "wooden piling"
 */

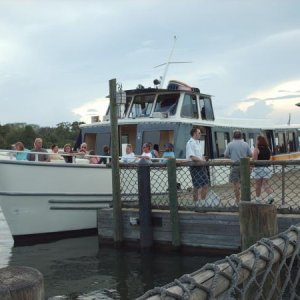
xmin=0 ymin=266 xmax=44 ymax=300
xmin=240 ymin=202 xmax=278 ymax=249
xmin=239 ymin=201 xmax=278 ymax=299
xmin=137 ymin=158 xmax=153 ymax=248
xmin=109 ymin=78 xmax=123 ymax=244
xmin=240 ymin=157 xmax=251 ymax=202
xmin=167 ymin=159 xmax=181 ymax=248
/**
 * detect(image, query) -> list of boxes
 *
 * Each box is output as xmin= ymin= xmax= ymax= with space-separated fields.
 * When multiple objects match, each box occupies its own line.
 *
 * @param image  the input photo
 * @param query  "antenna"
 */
xmin=154 ymin=36 xmax=191 ymax=88
xmin=287 ymin=112 xmax=291 ymax=126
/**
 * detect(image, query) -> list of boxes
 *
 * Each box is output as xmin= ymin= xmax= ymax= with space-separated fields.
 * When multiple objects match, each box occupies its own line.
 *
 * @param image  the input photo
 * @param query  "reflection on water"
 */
xmin=0 ymin=210 xmax=222 ymax=299
xmin=0 ymin=209 xmax=14 ymax=268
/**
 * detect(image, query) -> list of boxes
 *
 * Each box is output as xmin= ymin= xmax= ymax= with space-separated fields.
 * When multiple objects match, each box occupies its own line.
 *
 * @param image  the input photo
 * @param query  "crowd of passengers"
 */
xmin=11 ymin=138 xmax=175 ymax=164
xmin=11 ymin=131 xmax=275 ymax=206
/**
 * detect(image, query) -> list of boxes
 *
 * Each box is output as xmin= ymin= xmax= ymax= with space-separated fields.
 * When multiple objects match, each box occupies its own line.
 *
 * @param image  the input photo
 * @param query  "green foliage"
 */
xmin=0 ymin=121 xmax=84 ymax=149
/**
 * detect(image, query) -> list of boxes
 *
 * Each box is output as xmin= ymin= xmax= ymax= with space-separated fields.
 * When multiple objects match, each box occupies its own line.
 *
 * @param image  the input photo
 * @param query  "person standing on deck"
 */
xmin=63 ymin=143 xmax=73 ymax=163
xmin=139 ymin=143 xmax=153 ymax=162
xmin=151 ymin=144 xmax=160 ymax=158
xmin=99 ymin=145 xmax=110 ymax=164
xmin=27 ymin=138 xmax=50 ymax=162
xmin=78 ymin=142 xmax=88 ymax=154
xmin=186 ymin=127 xmax=209 ymax=207
xmin=224 ymin=130 xmax=252 ymax=205
xmin=15 ymin=141 xmax=29 ymax=160
xmin=121 ymin=144 xmax=137 ymax=163
xmin=161 ymin=143 xmax=175 ymax=163
xmin=252 ymin=135 xmax=274 ymax=204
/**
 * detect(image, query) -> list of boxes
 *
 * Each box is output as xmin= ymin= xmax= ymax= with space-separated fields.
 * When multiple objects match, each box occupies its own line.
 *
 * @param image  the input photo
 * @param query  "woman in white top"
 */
xmin=140 ymin=143 xmax=153 ymax=161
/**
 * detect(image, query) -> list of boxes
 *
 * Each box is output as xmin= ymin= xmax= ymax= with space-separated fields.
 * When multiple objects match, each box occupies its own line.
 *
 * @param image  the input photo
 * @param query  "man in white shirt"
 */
xmin=186 ymin=127 xmax=209 ymax=207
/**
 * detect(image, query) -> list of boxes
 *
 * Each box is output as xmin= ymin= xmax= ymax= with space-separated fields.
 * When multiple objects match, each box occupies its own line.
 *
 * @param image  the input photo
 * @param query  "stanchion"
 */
xmin=137 ymin=158 xmax=153 ymax=248
xmin=167 ymin=158 xmax=181 ymax=248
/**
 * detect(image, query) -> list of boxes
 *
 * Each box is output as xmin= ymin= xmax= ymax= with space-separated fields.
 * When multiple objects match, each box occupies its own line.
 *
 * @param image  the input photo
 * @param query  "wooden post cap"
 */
xmin=0 ymin=266 xmax=44 ymax=300
xmin=239 ymin=201 xmax=278 ymax=251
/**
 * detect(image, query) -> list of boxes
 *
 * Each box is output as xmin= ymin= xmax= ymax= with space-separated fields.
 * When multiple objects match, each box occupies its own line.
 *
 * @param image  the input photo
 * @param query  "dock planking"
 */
xmin=97 ymin=208 xmax=300 ymax=253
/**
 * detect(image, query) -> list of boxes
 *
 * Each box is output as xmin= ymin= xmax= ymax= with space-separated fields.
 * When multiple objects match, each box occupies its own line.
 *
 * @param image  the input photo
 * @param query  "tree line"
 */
xmin=0 ymin=121 xmax=85 ymax=150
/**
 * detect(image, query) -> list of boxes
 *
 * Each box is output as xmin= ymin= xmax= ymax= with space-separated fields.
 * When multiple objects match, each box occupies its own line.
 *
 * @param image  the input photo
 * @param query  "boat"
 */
xmin=1 ymin=79 xmax=300 ymax=244
xmin=0 ymin=158 xmax=112 ymax=244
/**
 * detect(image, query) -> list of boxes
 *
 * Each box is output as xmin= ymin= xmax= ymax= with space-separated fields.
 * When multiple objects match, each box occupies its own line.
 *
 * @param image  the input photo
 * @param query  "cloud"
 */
xmin=72 ymin=97 xmax=109 ymax=124
xmin=229 ymin=101 xmax=273 ymax=119
xmin=0 ymin=1 xmax=300 ymax=126
xmin=227 ymin=80 xmax=300 ymax=124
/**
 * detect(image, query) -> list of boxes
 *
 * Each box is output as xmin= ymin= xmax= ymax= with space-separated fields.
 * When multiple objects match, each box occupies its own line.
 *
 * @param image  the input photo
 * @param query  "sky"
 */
xmin=0 ymin=0 xmax=300 ymax=127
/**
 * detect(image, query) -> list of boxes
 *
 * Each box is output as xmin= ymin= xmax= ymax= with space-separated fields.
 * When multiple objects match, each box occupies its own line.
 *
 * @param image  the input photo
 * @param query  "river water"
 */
xmin=0 ymin=209 xmax=222 ymax=299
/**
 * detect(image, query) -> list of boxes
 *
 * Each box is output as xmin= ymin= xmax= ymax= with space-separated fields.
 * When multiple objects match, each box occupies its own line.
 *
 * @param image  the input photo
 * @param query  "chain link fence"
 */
xmin=250 ymin=160 xmax=300 ymax=211
xmin=120 ymin=159 xmax=300 ymax=213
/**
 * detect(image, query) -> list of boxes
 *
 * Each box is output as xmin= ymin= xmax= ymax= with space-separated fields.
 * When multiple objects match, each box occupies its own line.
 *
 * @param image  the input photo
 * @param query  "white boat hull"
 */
xmin=0 ymin=160 xmax=112 ymax=242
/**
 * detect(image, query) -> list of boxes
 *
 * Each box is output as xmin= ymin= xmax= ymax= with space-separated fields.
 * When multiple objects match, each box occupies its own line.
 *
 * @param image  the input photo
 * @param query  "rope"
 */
xmin=137 ymin=225 xmax=300 ymax=300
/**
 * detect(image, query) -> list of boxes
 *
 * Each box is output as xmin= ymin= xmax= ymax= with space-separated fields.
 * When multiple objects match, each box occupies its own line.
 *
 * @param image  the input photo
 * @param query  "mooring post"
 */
xmin=240 ymin=157 xmax=251 ymax=202
xmin=167 ymin=159 xmax=181 ymax=248
xmin=109 ymin=78 xmax=123 ymax=245
xmin=239 ymin=202 xmax=278 ymax=299
xmin=240 ymin=158 xmax=280 ymax=298
xmin=137 ymin=158 xmax=153 ymax=248
xmin=0 ymin=266 xmax=44 ymax=300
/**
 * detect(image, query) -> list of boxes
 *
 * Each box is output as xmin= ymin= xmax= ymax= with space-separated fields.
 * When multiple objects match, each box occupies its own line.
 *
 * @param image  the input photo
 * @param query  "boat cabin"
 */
xmin=80 ymin=80 xmax=215 ymax=159
xmin=79 ymin=80 xmax=300 ymax=160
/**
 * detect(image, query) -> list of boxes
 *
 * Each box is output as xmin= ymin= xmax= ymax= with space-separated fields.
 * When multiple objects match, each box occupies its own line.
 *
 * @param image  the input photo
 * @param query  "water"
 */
xmin=0 ymin=210 xmax=222 ymax=299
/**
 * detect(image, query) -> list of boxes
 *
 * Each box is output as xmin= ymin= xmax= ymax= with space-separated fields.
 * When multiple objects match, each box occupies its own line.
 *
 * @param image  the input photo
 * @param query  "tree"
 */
xmin=0 ymin=121 xmax=84 ymax=149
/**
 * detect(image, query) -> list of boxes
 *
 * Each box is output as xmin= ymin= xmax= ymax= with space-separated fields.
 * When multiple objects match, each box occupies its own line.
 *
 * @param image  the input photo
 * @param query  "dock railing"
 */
xmin=137 ymin=224 xmax=300 ymax=300
xmin=120 ymin=159 xmax=300 ymax=213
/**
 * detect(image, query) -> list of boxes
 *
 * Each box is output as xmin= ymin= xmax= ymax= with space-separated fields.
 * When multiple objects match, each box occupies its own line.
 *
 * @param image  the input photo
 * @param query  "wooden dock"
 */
xmin=97 ymin=208 xmax=300 ymax=253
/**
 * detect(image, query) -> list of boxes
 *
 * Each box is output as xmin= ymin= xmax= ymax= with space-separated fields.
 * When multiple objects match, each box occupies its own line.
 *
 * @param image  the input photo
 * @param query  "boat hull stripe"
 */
xmin=48 ymin=200 xmax=112 ymax=203
xmin=50 ymin=206 xmax=110 ymax=210
xmin=0 ymin=192 xmax=112 ymax=197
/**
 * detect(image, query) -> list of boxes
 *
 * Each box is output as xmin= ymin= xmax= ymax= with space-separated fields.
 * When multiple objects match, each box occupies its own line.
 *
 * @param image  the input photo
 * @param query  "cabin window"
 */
xmin=214 ymin=132 xmax=229 ymax=158
xmin=120 ymin=134 xmax=129 ymax=155
xmin=248 ymin=133 xmax=257 ymax=150
xmin=288 ymin=132 xmax=296 ymax=152
xmin=181 ymin=94 xmax=198 ymax=118
xmin=153 ymin=93 xmax=179 ymax=115
xmin=120 ymin=124 xmax=137 ymax=154
xmin=275 ymin=132 xmax=287 ymax=153
xmin=121 ymin=134 xmax=129 ymax=144
xmin=129 ymin=94 xmax=155 ymax=118
xmin=123 ymin=96 xmax=133 ymax=117
xmin=199 ymin=97 xmax=214 ymax=121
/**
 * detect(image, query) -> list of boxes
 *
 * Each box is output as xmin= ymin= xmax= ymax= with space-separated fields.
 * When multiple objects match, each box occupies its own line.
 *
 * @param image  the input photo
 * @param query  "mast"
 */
xmin=154 ymin=36 xmax=191 ymax=88
xmin=159 ymin=35 xmax=177 ymax=88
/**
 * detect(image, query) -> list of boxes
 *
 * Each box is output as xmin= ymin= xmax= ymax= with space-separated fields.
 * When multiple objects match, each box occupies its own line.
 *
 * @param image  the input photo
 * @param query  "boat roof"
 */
xmin=124 ymin=85 xmax=211 ymax=98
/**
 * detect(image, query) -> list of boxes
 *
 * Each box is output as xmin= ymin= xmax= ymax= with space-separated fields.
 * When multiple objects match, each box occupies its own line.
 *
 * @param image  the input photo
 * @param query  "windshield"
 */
xmin=128 ymin=94 xmax=155 ymax=118
xmin=153 ymin=93 xmax=179 ymax=115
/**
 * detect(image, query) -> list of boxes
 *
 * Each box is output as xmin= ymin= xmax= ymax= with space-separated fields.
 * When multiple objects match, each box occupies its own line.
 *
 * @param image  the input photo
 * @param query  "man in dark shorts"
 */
xmin=224 ymin=130 xmax=252 ymax=205
xmin=186 ymin=127 xmax=209 ymax=207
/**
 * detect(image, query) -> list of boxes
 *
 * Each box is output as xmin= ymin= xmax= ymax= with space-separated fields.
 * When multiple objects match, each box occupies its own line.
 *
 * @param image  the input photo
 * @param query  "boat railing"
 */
xmin=0 ymin=149 xmax=115 ymax=165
